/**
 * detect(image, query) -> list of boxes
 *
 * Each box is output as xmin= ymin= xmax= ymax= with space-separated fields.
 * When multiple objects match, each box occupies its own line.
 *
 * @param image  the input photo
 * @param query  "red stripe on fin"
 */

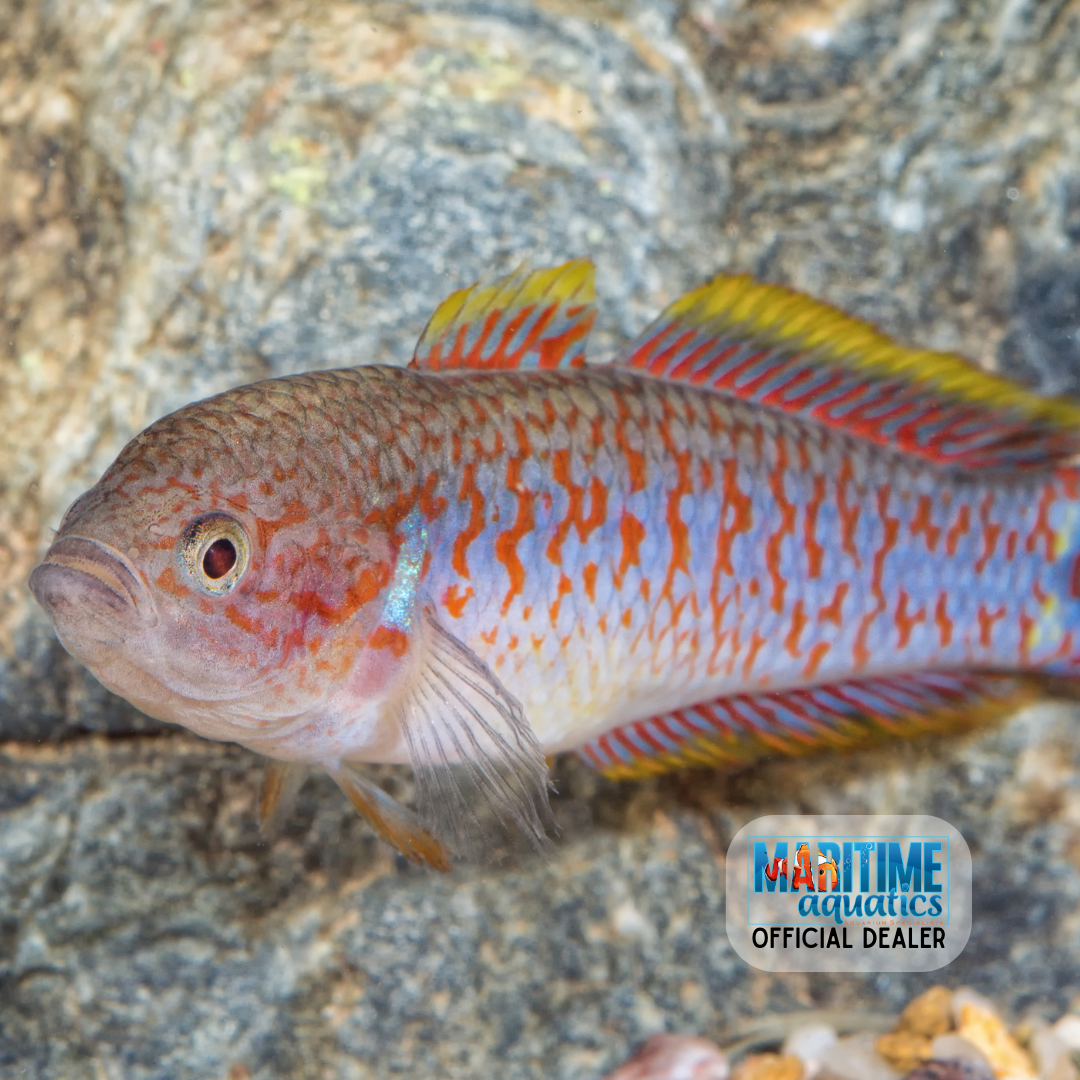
xmin=577 ymin=672 xmax=1037 ymax=780
xmin=411 ymin=259 xmax=596 ymax=371
xmin=616 ymin=273 xmax=1080 ymax=471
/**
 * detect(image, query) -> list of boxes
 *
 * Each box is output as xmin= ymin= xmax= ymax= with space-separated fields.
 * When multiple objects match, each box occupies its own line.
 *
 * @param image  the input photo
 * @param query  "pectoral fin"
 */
xmin=259 ymin=760 xmax=308 ymax=836
xmin=330 ymin=762 xmax=452 ymax=871
xmin=394 ymin=607 xmax=555 ymax=860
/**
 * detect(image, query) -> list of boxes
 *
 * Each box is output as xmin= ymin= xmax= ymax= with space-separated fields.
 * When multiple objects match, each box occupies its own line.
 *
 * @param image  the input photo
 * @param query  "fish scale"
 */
xmin=29 ymin=259 xmax=1080 ymax=866
xmin=364 ymin=366 xmax=1074 ymax=752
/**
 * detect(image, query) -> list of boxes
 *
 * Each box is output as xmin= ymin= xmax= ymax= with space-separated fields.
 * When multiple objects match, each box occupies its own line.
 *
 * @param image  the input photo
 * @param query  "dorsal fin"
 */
xmin=617 ymin=274 xmax=1080 ymax=471
xmin=411 ymin=259 xmax=596 ymax=372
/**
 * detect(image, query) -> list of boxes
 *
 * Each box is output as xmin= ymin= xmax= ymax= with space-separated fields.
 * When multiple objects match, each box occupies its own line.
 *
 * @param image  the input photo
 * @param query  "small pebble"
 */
xmin=731 ymin=1053 xmax=804 ymax=1080
xmin=930 ymin=1036 xmax=995 ymax=1072
xmin=952 ymin=991 xmax=1002 ymax=1030
xmin=1053 ymin=1017 xmax=1080 ymax=1053
xmin=604 ymin=1034 xmax=731 ymax=1080
xmin=901 ymin=989 xmax=956 ymax=1039
xmin=783 ymin=1023 xmax=838 ymax=1080
xmin=902 ymin=1060 xmax=995 ymax=1080
xmin=818 ymin=1033 xmax=898 ymax=1080
xmin=878 ymin=1032 xmax=933 ymax=1075
xmin=954 ymin=1000 xmax=1036 ymax=1079
xmin=1030 ymin=1030 xmax=1069 ymax=1079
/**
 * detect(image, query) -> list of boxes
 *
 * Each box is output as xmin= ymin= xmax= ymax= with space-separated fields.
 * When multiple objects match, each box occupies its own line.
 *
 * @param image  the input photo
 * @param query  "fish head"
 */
xmin=29 ymin=387 xmax=408 ymax=749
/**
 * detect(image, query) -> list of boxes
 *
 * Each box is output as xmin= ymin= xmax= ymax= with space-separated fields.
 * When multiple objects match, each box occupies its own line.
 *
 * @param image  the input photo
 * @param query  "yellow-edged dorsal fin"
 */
xmin=618 ymin=273 xmax=1080 ymax=470
xmin=412 ymin=259 xmax=596 ymax=372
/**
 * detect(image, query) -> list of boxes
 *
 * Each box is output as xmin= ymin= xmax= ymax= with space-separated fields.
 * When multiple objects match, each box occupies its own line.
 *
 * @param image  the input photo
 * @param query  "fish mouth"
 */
xmin=30 ymin=535 xmax=154 ymax=628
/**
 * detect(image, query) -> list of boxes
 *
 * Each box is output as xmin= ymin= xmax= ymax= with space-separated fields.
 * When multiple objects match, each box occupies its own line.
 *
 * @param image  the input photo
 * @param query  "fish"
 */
xmin=29 ymin=259 xmax=1080 ymax=868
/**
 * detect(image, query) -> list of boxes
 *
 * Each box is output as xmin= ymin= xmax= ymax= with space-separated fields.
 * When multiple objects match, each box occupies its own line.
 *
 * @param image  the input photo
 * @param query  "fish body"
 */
xmin=30 ymin=261 xmax=1080 ymax=865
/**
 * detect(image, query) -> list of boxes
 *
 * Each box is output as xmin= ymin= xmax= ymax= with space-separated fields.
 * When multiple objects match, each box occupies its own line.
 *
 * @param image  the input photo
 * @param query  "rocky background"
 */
xmin=2 ymin=0 xmax=1080 ymax=1076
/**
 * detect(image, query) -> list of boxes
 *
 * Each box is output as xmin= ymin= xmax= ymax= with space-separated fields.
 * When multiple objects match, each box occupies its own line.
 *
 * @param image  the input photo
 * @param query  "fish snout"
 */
xmin=30 ymin=536 xmax=153 ymax=633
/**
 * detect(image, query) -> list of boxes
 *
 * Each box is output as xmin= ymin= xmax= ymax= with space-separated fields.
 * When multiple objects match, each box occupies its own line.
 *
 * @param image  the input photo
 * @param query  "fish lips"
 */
xmin=30 ymin=535 xmax=156 ymax=651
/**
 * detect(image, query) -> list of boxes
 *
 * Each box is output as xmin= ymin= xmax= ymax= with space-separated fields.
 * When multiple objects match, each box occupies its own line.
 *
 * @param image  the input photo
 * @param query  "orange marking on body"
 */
xmin=784 ymin=600 xmax=808 ymax=658
xmin=583 ymin=562 xmax=598 ymax=603
xmin=977 ymin=604 xmax=1006 ymax=649
xmin=224 ymin=603 xmax=278 ymax=649
xmin=1054 ymin=629 xmax=1076 ymax=664
xmin=614 ymin=402 xmax=647 ymax=493
xmin=621 ymin=608 xmax=633 ymax=628
xmin=836 ymin=458 xmax=861 ymax=566
xmin=796 ymin=433 xmax=811 ymax=472
xmin=507 ymin=634 xmax=519 ymax=650
xmin=419 ymin=471 xmax=447 ymax=522
xmin=715 ymin=459 xmax=753 ymax=576
xmin=742 ymin=630 xmax=768 ymax=680
xmin=804 ymin=475 xmax=826 ymax=579
xmin=453 ymin=463 xmax=485 ymax=579
xmin=855 ymin=486 xmax=900 ymax=664
xmin=1005 ymin=530 xmax=1019 ymax=559
xmin=818 ymin=581 xmax=848 ymax=626
xmin=910 ymin=494 xmax=940 ymax=553
xmin=802 ymin=641 xmax=830 ymax=680
xmin=512 ymin=417 xmax=532 ymax=457
xmin=496 ymin=456 xmax=535 ymax=615
xmin=852 ymin=611 xmax=875 ymax=670
xmin=934 ymin=593 xmax=953 ymax=648
xmin=975 ymin=492 xmax=1001 ymax=573
xmin=706 ymin=596 xmax=731 ymax=676
xmin=1018 ymin=607 xmax=1034 ymax=665
xmin=549 ymin=573 xmax=573 ymax=625
xmin=590 ymin=414 xmax=604 ymax=451
xmin=579 ymin=477 xmax=608 ymax=543
xmin=546 ymin=449 xmax=575 ymax=567
xmin=138 ymin=475 xmax=198 ymax=497
xmin=873 ymin=487 xmax=899 ymax=597
xmin=291 ymin=560 xmax=392 ymax=625
xmin=155 ymin=566 xmax=191 ymax=599
xmin=480 ymin=627 xmax=498 ymax=645
xmin=368 ymin=624 xmax=409 ymax=657
xmin=257 ymin=497 xmax=313 ymax=547
xmin=598 ymin=616 xmax=607 ymax=635
xmin=945 ymin=504 xmax=971 ymax=556
xmin=442 ymin=583 xmax=474 ymax=619
xmin=748 ymin=578 xmax=760 ymax=597
xmin=615 ymin=512 xmax=646 ymax=589
xmin=669 ymin=594 xmax=689 ymax=627
xmin=894 ymin=591 xmax=925 ymax=649
xmin=1026 ymin=484 xmax=1055 ymax=558
xmin=765 ymin=438 xmax=796 ymax=612
xmin=657 ymin=403 xmax=693 ymax=605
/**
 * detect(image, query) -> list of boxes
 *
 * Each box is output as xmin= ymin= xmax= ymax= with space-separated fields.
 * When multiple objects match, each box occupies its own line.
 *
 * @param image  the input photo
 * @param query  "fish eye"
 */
xmin=176 ymin=514 xmax=251 ymax=596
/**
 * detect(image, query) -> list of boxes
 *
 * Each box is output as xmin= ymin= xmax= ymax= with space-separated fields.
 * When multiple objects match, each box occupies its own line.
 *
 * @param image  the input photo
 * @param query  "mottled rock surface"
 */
xmin=3 ymin=0 xmax=1080 ymax=1077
